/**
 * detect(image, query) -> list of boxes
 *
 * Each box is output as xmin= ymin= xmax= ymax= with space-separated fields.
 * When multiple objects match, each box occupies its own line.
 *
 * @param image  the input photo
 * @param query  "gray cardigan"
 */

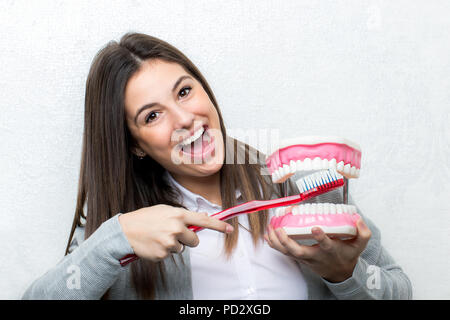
xmin=22 ymin=172 xmax=413 ymax=300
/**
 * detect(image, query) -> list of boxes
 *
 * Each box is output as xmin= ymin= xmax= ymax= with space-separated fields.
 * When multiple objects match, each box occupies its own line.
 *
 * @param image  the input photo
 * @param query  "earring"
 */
xmin=135 ymin=150 xmax=146 ymax=160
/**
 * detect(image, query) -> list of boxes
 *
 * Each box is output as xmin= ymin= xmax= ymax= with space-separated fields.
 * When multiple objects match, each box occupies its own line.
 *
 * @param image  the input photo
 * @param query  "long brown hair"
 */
xmin=65 ymin=32 xmax=291 ymax=299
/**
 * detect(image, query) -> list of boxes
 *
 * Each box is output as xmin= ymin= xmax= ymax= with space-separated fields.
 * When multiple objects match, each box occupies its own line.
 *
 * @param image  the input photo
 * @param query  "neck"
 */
xmin=170 ymin=170 xmax=222 ymax=207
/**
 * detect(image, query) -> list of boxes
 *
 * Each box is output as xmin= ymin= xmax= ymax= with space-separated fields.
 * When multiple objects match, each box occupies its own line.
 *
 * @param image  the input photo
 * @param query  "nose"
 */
xmin=171 ymin=103 xmax=195 ymax=130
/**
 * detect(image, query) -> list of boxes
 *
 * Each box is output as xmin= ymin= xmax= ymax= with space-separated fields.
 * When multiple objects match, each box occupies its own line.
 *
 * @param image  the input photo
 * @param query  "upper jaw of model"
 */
xmin=266 ymin=136 xmax=362 ymax=183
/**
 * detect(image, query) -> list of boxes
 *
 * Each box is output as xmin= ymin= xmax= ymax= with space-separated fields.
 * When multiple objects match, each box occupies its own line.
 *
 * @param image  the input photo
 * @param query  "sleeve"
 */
xmin=21 ymin=214 xmax=135 ymax=300
xmin=285 ymin=172 xmax=413 ymax=299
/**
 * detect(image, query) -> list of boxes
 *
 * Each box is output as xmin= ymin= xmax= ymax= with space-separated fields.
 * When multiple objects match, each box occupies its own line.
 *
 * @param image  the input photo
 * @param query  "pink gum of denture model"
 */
xmin=266 ymin=136 xmax=362 ymax=242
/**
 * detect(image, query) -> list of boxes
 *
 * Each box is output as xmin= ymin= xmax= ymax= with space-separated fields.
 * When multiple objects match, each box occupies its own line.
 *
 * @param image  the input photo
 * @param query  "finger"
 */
xmin=176 ymin=227 xmax=200 ymax=248
xmin=183 ymin=210 xmax=234 ymax=234
xmin=169 ymin=240 xmax=185 ymax=253
xmin=353 ymin=218 xmax=372 ymax=249
xmin=311 ymin=227 xmax=334 ymax=252
xmin=266 ymin=225 xmax=289 ymax=254
xmin=264 ymin=233 xmax=271 ymax=245
xmin=264 ymin=233 xmax=275 ymax=250
xmin=274 ymin=227 xmax=314 ymax=260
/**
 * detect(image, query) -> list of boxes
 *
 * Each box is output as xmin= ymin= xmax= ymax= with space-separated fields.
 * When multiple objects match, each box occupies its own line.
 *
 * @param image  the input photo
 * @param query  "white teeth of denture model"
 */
xmin=266 ymin=136 xmax=363 ymax=244
xmin=265 ymin=136 xmax=361 ymax=183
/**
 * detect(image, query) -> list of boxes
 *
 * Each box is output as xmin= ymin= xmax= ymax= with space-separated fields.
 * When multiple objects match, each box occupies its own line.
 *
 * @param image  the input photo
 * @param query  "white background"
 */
xmin=1 ymin=0 xmax=449 ymax=299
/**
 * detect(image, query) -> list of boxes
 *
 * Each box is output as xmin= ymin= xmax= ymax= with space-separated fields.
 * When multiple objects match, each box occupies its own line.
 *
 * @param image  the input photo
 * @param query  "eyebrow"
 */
xmin=133 ymin=75 xmax=193 ymax=125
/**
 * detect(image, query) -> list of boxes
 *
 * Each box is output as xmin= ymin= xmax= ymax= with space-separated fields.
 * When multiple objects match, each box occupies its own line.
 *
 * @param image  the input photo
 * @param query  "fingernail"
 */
xmin=226 ymin=225 xmax=234 ymax=233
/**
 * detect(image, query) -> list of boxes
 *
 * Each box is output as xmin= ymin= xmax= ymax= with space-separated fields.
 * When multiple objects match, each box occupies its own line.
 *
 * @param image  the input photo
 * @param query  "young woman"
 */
xmin=22 ymin=32 xmax=412 ymax=300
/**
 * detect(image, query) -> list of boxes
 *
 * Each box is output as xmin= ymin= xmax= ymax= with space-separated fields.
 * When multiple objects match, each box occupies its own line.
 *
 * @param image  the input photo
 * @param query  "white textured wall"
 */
xmin=1 ymin=0 xmax=449 ymax=299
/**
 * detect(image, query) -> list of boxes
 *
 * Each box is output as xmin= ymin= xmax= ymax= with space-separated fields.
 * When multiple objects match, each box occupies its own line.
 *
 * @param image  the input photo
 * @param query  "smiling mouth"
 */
xmin=176 ymin=125 xmax=216 ymax=161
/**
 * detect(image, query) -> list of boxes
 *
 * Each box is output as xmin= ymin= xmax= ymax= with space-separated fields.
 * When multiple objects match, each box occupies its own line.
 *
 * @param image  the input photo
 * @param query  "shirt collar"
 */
xmin=165 ymin=170 xmax=242 ymax=211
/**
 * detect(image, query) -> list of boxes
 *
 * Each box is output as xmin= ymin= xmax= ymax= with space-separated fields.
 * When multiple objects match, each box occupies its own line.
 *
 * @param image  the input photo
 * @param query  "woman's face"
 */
xmin=124 ymin=59 xmax=224 ymax=178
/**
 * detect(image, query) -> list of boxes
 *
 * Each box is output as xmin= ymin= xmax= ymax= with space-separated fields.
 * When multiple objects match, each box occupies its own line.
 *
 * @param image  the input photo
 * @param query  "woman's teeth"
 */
xmin=179 ymin=126 xmax=205 ymax=150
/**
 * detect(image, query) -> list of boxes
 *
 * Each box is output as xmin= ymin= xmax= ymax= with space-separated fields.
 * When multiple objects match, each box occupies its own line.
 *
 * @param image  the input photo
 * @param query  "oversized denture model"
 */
xmin=266 ymin=136 xmax=362 ymax=242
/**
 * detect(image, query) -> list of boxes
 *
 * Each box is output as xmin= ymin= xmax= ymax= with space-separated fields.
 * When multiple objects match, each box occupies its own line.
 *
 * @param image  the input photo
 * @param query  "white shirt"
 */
xmin=165 ymin=171 xmax=308 ymax=300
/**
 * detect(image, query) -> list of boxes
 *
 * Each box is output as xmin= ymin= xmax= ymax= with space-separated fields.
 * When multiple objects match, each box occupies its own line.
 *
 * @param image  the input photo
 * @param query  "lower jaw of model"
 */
xmin=266 ymin=136 xmax=362 ymax=243
xmin=271 ymin=203 xmax=360 ymax=242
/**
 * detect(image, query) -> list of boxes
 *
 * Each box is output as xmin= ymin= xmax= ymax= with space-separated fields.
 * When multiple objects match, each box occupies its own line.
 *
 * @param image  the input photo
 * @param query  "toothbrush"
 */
xmin=119 ymin=169 xmax=344 ymax=266
xmin=189 ymin=169 xmax=344 ymax=232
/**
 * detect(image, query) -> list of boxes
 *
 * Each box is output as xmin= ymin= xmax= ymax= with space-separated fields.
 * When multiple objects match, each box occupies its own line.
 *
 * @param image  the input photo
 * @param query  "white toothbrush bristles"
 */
xmin=295 ymin=169 xmax=343 ymax=193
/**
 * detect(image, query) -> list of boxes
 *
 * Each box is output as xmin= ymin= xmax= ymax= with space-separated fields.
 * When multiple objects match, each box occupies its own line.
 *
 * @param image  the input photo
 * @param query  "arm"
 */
xmin=322 ymin=211 xmax=413 ymax=299
xmin=21 ymin=214 xmax=134 ymax=300
xmin=22 ymin=205 xmax=234 ymax=299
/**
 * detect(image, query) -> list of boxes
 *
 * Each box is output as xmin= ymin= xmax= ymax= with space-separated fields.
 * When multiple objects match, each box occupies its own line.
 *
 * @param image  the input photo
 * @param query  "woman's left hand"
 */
xmin=264 ymin=218 xmax=372 ymax=283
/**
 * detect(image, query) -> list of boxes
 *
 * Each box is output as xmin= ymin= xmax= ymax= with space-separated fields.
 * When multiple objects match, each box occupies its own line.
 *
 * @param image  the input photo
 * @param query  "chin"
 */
xmin=182 ymin=152 xmax=224 ymax=177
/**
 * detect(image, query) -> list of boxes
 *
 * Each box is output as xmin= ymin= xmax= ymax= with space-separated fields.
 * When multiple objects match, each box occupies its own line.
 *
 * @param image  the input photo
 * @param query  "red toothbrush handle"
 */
xmin=188 ymin=194 xmax=304 ymax=233
xmin=119 ymin=254 xmax=139 ymax=266
xmin=188 ymin=178 xmax=344 ymax=232
xmin=188 ymin=225 xmax=204 ymax=233
xmin=119 ymin=178 xmax=344 ymax=266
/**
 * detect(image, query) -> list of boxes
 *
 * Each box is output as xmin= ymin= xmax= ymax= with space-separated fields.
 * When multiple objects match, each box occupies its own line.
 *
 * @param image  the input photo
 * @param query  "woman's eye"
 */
xmin=145 ymin=111 xmax=160 ymax=124
xmin=144 ymin=87 xmax=190 ymax=124
xmin=179 ymin=86 xmax=191 ymax=98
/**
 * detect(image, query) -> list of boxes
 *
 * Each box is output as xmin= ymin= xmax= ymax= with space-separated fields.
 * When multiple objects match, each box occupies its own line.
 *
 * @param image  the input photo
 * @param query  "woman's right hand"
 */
xmin=118 ymin=204 xmax=234 ymax=262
